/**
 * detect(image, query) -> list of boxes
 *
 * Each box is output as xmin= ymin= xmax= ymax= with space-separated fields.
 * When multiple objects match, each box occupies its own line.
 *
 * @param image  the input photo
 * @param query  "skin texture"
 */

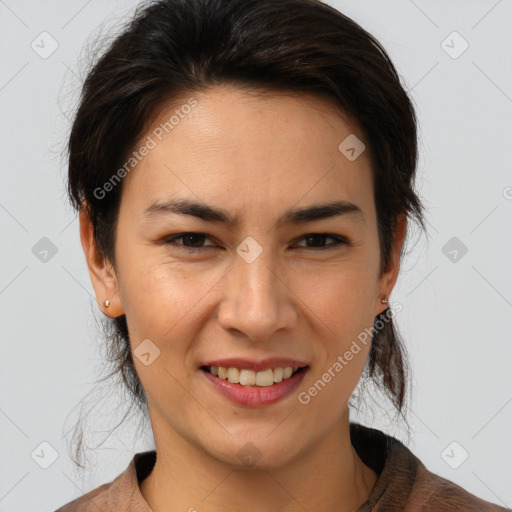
xmin=80 ymin=84 xmax=407 ymax=511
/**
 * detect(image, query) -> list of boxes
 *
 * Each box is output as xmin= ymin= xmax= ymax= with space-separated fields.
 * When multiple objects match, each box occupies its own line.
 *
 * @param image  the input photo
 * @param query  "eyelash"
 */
xmin=162 ymin=232 xmax=351 ymax=252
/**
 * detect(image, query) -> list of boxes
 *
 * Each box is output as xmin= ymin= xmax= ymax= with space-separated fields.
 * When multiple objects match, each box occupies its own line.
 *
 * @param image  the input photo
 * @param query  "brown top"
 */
xmin=55 ymin=423 xmax=510 ymax=511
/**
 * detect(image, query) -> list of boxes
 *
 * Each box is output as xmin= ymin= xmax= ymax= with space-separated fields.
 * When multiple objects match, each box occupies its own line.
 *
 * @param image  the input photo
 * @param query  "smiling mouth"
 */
xmin=200 ymin=365 xmax=308 ymax=387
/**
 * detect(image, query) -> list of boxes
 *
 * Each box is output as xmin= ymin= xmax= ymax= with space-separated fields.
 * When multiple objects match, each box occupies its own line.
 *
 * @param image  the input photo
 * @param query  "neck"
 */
xmin=140 ymin=409 xmax=377 ymax=512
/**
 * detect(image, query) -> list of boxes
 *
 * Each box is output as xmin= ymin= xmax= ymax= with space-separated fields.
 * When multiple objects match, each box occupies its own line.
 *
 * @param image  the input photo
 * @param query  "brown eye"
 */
xmin=164 ymin=233 xmax=217 ymax=250
xmin=294 ymin=234 xmax=349 ymax=250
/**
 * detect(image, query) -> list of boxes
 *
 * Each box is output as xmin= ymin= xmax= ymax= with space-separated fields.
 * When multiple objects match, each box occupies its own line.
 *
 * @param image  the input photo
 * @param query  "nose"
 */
xmin=217 ymin=246 xmax=297 ymax=341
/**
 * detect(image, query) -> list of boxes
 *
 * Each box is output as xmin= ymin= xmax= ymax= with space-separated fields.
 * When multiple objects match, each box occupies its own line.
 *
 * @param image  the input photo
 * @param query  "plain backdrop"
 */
xmin=0 ymin=0 xmax=511 ymax=510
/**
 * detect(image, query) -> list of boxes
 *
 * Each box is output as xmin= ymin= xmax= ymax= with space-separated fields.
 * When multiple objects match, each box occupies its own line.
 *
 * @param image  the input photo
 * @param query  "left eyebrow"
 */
xmin=141 ymin=198 xmax=365 ymax=226
xmin=278 ymin=200 xmax=365 ymax=226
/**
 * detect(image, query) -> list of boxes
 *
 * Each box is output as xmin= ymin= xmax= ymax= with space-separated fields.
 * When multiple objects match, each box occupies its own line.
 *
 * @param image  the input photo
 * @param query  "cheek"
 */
xmin=293 ymin=258 xmax=379 ymax=338
xmin=122 ymin=269 xmax=195 ymax=343
xmin=297 ymin=270 xmax=376 ymax=413
xmin=120 ymin=263 xmax=209 ymax=400
xmin=116 ymin=238 xmax=213 ymax=331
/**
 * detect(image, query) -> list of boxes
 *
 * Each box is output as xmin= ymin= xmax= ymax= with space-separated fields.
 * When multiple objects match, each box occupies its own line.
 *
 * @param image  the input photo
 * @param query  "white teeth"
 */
xmin=255 ymin=368 xmax=274 ymax=387
xmin=207 ymin=365 xmax=302 ymax=387
xmin=227 ymin=367 xmax=240 ymax=383
xmin=239 ymin=369 xmax=256 ymax=386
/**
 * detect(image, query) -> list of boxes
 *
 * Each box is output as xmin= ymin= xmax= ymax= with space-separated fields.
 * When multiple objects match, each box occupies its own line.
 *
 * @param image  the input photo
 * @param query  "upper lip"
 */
xmin=201 ymin=357 xmax=309 ymax=372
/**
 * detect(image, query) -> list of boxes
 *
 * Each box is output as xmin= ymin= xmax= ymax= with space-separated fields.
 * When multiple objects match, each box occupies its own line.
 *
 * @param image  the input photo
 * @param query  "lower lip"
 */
xmin=200 ymin=367 xmax=308 ymax=407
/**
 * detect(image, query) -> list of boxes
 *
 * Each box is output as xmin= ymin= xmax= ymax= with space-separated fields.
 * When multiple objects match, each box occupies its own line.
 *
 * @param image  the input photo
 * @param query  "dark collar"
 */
xmin=350 ymin=422 xmax=418 ymax=510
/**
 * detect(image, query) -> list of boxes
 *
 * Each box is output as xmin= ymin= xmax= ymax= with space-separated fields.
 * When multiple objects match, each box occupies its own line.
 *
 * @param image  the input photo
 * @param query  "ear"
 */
xmin=79 ymin=204 xmax=124 ymax=317
xmin=374 ymin=213 xmax=407 ymax=316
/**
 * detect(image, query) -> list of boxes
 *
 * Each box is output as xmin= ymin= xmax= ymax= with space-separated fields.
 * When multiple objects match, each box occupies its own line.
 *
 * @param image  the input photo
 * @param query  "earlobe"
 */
xmin=79 ymin=205 xmax=124 ymax=317
xmin=374 ymin=294 xmax=389 ymax=316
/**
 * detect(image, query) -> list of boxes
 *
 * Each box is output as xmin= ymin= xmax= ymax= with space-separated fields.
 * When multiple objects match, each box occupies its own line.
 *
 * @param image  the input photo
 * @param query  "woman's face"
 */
xmin=83 ymin=84 xmax=403 ymax=468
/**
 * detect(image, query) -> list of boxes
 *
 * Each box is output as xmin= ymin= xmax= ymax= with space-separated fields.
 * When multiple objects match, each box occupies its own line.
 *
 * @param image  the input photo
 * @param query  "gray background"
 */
xmin=0 ymin=0 xmax=511 ymax=510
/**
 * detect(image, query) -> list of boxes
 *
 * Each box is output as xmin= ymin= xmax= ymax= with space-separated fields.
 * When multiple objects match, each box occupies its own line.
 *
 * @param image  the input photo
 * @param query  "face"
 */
xmin=82 ymin=84 xmax=404 ymax=469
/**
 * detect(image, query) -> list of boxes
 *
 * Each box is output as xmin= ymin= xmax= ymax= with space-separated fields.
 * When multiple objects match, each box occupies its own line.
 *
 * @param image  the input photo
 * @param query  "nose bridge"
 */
xmin=218 ymin=239 xmax=295 ymax=340
xmin=239 ymin=242 xmax=278 ymax=302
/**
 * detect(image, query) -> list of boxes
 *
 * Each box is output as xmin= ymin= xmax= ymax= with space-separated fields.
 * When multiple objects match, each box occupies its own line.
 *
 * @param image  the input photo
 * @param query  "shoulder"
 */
xmin=405 ymin=463 xmax=510 ymax=511
xmin=54 ymin=478 xmax=119 ymax=512
xmin=54 ymin=451 xmax=156 ymax=512
xmin=350 ymin=422 xmax=510 ymax=512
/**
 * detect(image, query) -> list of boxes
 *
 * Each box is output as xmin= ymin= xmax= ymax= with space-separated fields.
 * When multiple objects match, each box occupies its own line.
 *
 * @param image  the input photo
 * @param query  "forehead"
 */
xmin=121 ymin=84 xmax=373 ymax=215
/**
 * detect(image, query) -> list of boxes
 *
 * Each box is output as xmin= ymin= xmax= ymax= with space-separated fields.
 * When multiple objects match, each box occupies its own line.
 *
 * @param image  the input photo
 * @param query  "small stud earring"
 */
xmin=381 ymin=297 xmax=388 ymax=304
xmin=103 ymin=299 xmax=110 ymax=308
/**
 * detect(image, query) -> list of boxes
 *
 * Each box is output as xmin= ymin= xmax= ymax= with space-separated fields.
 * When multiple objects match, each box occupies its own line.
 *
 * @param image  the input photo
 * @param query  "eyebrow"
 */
xmin=142 ymin=198 xmax=365 ymax=226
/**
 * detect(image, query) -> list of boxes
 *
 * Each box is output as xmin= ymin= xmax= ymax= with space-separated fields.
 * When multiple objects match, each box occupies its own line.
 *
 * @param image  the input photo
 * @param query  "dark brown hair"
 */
xmin=66 ymin=0 xmax=425 ymax=469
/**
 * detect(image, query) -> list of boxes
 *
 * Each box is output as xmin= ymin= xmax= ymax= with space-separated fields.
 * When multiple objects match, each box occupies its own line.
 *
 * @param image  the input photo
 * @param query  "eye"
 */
xmin=293 ymin=233 xmax=350 ymax=250
xmin=163 ymin=232 xmax=217 ymax=251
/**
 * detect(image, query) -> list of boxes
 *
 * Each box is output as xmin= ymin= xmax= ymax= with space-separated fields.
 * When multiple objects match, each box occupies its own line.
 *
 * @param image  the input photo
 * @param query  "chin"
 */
xmin=204 ymin=430 xmax=305 ymax=471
